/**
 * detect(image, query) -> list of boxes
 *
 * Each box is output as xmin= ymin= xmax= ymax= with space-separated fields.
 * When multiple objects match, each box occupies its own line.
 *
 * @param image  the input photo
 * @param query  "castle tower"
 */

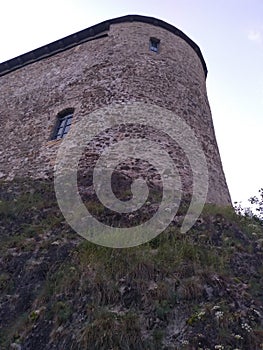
xmin=0 ymin=15 xmax=231 ymax=206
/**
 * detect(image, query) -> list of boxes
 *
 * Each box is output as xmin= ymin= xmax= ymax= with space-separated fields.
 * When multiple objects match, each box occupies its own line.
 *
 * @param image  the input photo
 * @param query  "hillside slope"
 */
xmin=0 ymin=179 xmax=262 ymax=349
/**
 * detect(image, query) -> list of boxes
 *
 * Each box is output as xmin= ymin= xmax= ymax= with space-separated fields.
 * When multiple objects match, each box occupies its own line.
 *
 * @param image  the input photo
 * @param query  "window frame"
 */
xmin=149 ymin=37 xmax=160 ymax=53
xmin=51 ymin=108 xmax=74 ymax=140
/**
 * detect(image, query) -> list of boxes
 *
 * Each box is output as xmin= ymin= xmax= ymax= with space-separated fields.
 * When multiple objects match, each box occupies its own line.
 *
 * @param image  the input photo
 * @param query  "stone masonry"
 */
xmin=0 ymin=15 xmax=231 ymax=205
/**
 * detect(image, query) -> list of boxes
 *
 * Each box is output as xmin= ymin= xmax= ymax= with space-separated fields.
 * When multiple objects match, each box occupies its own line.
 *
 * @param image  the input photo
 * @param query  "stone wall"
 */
xmin=0 ymin=19 xmax=231 ymax=205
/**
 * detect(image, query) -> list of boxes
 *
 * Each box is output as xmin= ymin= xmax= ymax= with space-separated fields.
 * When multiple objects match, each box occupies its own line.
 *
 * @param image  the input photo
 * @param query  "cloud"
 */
xmin=248 ymin=29 xmax=262 ymax=44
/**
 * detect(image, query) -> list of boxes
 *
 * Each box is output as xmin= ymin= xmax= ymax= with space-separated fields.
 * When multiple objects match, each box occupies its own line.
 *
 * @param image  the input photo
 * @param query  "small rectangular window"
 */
xmin=150 ymin=37 xmax=160 ymax=53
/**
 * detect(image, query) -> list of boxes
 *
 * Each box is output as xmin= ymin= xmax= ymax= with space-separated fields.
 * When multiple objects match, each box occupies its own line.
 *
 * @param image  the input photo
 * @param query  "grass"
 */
xmin=78 ymin=311 xmax=144 ymax=350
xmin=0 ymin=178 xmax=263 ymax=349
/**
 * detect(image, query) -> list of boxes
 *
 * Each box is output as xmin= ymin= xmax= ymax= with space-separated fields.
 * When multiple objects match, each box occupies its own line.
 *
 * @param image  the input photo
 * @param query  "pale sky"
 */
xmin=1 ymin=0 xmax=262 ymax=205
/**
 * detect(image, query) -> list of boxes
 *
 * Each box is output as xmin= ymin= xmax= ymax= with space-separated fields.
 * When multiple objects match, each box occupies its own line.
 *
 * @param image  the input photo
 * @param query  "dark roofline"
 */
xmin=0 ymin=14 xmax=207 ymax=78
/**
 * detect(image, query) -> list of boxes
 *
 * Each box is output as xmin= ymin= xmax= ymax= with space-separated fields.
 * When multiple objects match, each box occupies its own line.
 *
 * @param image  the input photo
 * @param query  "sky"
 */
xmin=0 ymin=0 xmax=262 ymax=206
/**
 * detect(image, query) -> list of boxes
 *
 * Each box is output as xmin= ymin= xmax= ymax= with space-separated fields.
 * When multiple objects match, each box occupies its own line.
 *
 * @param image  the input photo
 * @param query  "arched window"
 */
xmin=52 ymin=108 xmax=74 ymax=140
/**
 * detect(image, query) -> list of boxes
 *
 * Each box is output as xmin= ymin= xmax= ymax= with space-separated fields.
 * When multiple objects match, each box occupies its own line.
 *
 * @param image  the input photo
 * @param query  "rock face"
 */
xmin=0 ymin=179 xmax=262 ymax=349
xmin=0 ymin=15 xmax=231 ymax=205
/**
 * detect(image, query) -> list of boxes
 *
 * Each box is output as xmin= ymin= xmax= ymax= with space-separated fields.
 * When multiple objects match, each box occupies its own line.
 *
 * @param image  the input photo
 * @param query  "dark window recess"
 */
xmin=150 ymin=37 xmax=160 ymax=52
xmin=52 ymin=109 xmax=74 ymax=140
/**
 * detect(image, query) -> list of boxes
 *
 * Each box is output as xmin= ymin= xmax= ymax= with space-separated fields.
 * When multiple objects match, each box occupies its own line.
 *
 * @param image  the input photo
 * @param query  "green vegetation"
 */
xmin=0 ymin=179 xmax=262 ymax=349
